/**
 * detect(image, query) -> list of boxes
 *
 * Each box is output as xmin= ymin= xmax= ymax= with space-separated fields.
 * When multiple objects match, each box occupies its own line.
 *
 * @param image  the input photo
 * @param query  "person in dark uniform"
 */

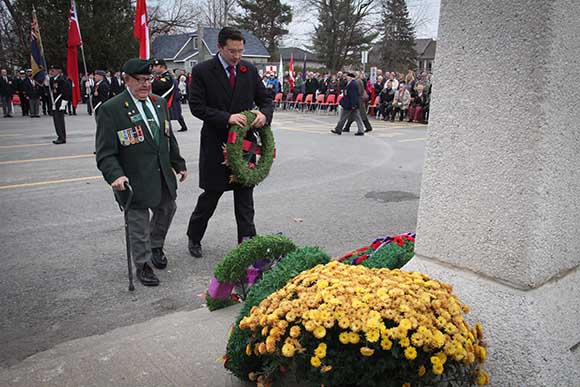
xmin=93 ymin=70 xmax=111 ymax=118
xmin=110 ymin=71 xmax=124 ymax=96
xmin=186 ymin=27 xmax=273 ymax=257
xmin=95 ymin=58 xmax=187 ymax=286
xmin=1 ymin=68 xmax=15 ymax=117
xmin=151 ymin=59 xmax=188 ymax=132
xmin=49 ymin=65 xmax=70 ymax=144
xmin=23 ymin=69 xmax=42 ymax=118
xmin=65 ymin=75 xmax=76 ymax=115
xmin=330 ymin=72 xmax=364 ymax=135
xmin=16 ymin=70 xmax=30 ymax=116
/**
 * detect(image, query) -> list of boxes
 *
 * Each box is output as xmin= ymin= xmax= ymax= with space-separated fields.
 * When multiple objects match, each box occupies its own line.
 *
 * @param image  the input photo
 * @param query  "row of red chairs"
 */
xmin=273 ymin=92 xmax=344 ymax=113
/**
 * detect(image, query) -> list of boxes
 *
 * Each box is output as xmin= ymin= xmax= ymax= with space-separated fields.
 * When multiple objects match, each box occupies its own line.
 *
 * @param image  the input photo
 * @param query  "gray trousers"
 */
xmin=334 ymin=106 xmax=364 ymax=134
xmin=126 ymin=185 xmax=177 ymax=269
xmin=29 ymin=98 xmax=40 ymax=117
xmin=1 ymin=95 xmax=11 ymax=116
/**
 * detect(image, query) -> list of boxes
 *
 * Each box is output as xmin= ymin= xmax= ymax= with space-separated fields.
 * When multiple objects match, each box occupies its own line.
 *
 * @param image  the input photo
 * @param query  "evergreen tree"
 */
xmin=310 ymin=0 xmax=377 ymax=72
xmin=378 ymin=0 xmax=417 ymax=72
xmin=233 ymin=0 xmax=292 ymax=57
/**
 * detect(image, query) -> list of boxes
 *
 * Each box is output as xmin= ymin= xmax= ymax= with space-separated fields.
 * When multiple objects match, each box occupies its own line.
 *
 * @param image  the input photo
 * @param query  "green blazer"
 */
xmin=95 ymin=89 xmax=186 ymax=209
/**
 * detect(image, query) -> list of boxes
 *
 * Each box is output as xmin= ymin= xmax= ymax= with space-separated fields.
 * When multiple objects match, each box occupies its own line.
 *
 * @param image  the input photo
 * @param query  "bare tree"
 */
xmin=201 ymin=0 xmax=236 ymax=28
xmin=148 ymin=0 xmax=202 ymax=38
xmin=406 ymin=0 xmax=434 ymax=35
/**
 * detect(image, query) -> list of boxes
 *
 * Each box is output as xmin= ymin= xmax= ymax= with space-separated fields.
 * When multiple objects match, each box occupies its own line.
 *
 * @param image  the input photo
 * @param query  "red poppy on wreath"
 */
xmin=239 ymin=65 xmax=247 ymax=73
xmin=393 ymin=236 xmax=405 ymax=246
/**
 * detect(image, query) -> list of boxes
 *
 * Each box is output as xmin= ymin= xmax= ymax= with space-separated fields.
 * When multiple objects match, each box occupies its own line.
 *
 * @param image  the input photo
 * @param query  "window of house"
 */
xmin=188 ymin=60 xmax=198 ymax=68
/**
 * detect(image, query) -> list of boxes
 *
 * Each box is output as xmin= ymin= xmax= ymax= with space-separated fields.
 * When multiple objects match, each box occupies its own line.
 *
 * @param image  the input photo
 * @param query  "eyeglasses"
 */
xmin=130 ymin=75 xmax=154 ymax=85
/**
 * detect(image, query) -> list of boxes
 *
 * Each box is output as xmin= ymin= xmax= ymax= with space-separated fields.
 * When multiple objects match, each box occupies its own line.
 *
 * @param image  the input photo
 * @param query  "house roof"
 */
xmin=152 ymin=33 xmax=192 ymax=60
xmin=278 ymin=47 xmax=320 ymax=62
xmin=414 ymin=39 xmax=432 ymax=56
xmin=152 ymin=27 xmax=270 ymax=61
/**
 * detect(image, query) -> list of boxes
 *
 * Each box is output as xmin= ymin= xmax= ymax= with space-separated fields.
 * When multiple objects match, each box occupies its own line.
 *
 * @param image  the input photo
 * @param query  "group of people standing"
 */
xmin=95 ymin=27 xmax=273 ymax=287
xmin=0 ymin=68 xmax=53 ymax=118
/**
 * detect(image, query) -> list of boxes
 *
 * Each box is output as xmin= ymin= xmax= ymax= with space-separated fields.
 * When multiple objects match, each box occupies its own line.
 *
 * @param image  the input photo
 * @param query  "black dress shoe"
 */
xmin=151 ymin=247 xmax=168 ymax=270
xmin=52 ymin=139 xmax=66 ymax=144
xmin=365 ymin=127 xmax=373 ymax=132
xmin=177 ymin=128 xmax=187 ymax=132
xmin=330 ymin=129 xmax=341 ymax=135
xmin=354 ymin=132 xmax=364 ymax=136
xmin=188 ymin=239 xmax=202 ymax=258
xmin=136 ymin=264 xmax=160 ymax=286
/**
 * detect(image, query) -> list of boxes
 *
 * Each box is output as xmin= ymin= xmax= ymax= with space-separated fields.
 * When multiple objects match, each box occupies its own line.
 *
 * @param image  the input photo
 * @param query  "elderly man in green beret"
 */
xmin=95 ymin=58 xmax=188 ymax=287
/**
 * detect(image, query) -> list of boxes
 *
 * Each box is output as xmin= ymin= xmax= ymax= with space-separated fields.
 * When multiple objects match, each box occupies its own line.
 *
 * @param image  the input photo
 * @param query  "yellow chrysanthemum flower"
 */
xmin=418 ymin=365 xmax=426 ymax=377
xmin=339 ymin=332 xmax=350 ymax=344
xmin=432 ymin=363 xmax=444 ymax=375
xmin=348 ymin=332 xmax=360 ymax=344
xmin=381 ymin=338 xmax=393 ymax=350
xmin=475 ymin=369 xmax=490 ymax=385
xmin=402 ymin=383 xmax=411 ymax=387
xmin=314 ymin=345 xmax=327 ymax=359
xmin=245 ymin=344 xmax=252 ymax=356
xmin=320 ymin=365 xmax=333 ymax=373
xmin=365 ymin=329 xmax=380 ymax=343
xmin=399 ymin=337 xmax=411 ymax=348
xmin=404 ymin=346 xmax=417 ymax=360
xmin=310 ymin=356 xmax=321 ymax=368
xmin=290 ymin=325 xmax=301 ymax=338
xmin=360 ymin=347 xmax=375 ymax=356
xmin=313 ymin=326 xmax=327 ymax=339
xmin=281 ymin=342 xmax=295 ymax=357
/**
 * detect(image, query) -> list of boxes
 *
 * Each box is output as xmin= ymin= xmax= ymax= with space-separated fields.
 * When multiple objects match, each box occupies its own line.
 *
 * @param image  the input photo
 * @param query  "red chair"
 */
xmin=367 ymin=96 xmax=380 ymax=118
xmin=301 ymin=94 xmax=314 ymax=111
xmin=318 ymin=94 xmax=335 ymax=113
xmin=313 ymin=94 xmax=325 ymax=112
xmin=12 ymin=94 xmax=21 ymax=105
xmin=292 ymin=93 xmax=304 ymax=110
xmin=273 ymin=93 xmax=283 ymax=109
xmin=283 ymin=92 xmax=294 ymax=110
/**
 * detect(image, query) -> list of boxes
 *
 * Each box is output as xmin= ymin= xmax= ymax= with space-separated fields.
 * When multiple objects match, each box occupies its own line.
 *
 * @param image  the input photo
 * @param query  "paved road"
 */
xmin=0 ymin=106 xmax=427 ymax=368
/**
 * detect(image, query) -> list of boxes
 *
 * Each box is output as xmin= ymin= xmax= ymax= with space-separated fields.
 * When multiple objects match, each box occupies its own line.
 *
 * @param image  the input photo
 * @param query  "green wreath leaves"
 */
xmin=213 ymin=234 xmax=297 ymax=283
xmin=225 ymin=110 xmax=276 ymax=187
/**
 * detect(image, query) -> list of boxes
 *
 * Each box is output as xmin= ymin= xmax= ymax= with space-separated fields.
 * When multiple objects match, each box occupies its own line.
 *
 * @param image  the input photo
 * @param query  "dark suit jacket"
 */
xmin=0 ymin=76 xmax=15 ymax=97
xmin=110 ymin=77 xmax=124 ymax=96
xmin=188 ymin=55 xmax=273 ymax=191
xmin=93 ymin=80 xmax=110 ymax=112
xmin=340 ymin=80 xmax=359 ymax=110
xmin=96 ymin=89 xmax=186 ymax=209
xmin=50 ymin=75 xmax=71 ymax=110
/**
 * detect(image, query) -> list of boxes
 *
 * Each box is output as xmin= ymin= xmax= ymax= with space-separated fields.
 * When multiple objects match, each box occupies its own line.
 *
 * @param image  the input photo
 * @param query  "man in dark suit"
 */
xmin=331 ymin=72 xmax=364 ymax=135
xmin=110 ymin=71 xmax=124 ymax=96
xmin=96 ymin=58 xmax=187 ymax=286
xmin=93 ymin=70 xmax=110 ymax=118
xmin=49 ymin=65 xmax=71 ymax=144
xmin=23 ymin=69 xmax=42 ymax=118
xmin=0 ymin=68 xmax=15 ymax=118
xmin=186 ymin=27 xmax=273 ymax=258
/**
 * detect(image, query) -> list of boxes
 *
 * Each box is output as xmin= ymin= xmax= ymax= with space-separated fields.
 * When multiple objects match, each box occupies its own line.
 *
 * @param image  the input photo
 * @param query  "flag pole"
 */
xmin=79 ymin=44 xmax=92 ymax=113
xmin=33 ymin=6 xmax=56 ymax=111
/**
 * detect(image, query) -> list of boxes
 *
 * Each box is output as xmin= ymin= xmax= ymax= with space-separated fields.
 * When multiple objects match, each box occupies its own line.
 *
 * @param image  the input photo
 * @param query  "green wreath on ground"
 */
xmin=224 ymin=110 xmax=276 ymax=187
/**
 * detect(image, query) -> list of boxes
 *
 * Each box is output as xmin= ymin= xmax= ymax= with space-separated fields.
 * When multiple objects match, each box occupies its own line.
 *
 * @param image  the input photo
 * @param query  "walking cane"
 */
xmin=115 ymin=182 xmax=135 ymax=291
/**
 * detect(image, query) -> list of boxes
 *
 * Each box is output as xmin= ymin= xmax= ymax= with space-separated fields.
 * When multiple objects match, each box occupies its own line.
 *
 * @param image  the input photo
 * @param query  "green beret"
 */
xmin=121 ymin=58 xmax=152 ymax=76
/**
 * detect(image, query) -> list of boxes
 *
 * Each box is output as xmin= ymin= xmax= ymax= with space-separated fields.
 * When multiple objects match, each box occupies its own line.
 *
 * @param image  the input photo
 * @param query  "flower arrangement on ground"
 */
xmin=338 ymin=233 xmax=416 ymax=268
xmin=238 ymin=262 xmax=489 ymax=387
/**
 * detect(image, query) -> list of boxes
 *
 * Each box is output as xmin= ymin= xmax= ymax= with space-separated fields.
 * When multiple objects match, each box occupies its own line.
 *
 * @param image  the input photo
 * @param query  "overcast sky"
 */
xmin=282 ymin=0 xmax=441 ymax=48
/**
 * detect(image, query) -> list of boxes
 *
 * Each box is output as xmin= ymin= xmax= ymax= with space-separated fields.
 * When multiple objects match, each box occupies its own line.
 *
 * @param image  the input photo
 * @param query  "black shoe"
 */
xmin=52 ymin=139 xmax=66 ymax=144
xmin=136 ymin=263 xmax=160 ymax=286
xmin=364 ymin=127 xmax=373 ymax=132
xmin=354 ymin=132 xmax=364 ymax=136
xmin=188 ymin=239 xmax=202 ymax=258
xmin=151 ymin=247 xmax=168 ymax=270
xmin=342 ymin=128 xmax=350 ymax=132
xmin=177 ymin=128 xmax=187 ymax=132
xmin=330 ymin=129 xmax=341 ymax=135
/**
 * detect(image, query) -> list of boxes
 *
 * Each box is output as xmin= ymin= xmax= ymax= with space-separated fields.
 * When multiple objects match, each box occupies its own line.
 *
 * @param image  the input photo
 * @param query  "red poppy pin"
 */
xmin=239 ymin=65 xmax=247 ymax=73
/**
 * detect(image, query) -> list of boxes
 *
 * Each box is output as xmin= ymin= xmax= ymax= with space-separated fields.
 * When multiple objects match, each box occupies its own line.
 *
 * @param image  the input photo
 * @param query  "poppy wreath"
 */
xmin=224 ymin=110 xmax=276 ymax=187
xmin=205 ymin=234 xmax=297 ymax=311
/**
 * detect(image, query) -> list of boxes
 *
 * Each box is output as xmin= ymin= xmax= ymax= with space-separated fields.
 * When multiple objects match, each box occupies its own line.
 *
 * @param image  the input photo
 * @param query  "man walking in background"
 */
xmin=331 ymin=72 xmax=365 ymax=136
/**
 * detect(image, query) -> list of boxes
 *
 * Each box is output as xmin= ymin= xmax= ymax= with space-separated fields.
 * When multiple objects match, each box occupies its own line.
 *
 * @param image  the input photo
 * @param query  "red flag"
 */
xmin=288 ymin=53 xmax=295 ymax=91
xmin=67 ymin=0 xmax=81 ymax=107
xmin=134 ymin=0 xmax=150 ymax=59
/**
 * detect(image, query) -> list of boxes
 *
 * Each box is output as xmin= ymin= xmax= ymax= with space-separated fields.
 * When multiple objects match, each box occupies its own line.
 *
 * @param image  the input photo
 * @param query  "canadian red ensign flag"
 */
xmin=134 ymin=0 xmax=150 ymax=59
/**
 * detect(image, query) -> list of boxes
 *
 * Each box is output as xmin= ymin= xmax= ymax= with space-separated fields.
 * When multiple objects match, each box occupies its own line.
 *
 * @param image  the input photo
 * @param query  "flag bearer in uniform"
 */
xmin=49 ymin=65 xmax=71 ymax=144
xmin=95 ymin=58 xmax=188 ymax=287
xmin=152 ymin=59 xmax=188 ymax=132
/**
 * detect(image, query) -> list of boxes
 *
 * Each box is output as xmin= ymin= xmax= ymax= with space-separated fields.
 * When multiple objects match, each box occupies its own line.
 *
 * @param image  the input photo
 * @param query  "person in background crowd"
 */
xmin=85 ymin=73 xmax=95 ymax=115
xmin=93 ymin=70 xmax=110 ymax=118
xmin=49 ymin=64 xmax=71 ymax=144
xmin=24 ymin=69 xmax=42 ymax=118
xmin=95 ymin=58 xmax=187 ymax=287
xmin=388 ymin=72 xmax=399 ymax=91
xmin=266 ymin=73 xmax=280 ymax=94
xmin=327 ymin=74 xmax=338 ymax=96
xmin=405 ymin=70 xmax=416 ymax=91
xmin=16 ymin=70 xmax=30 ymax=116
xmin=1 ymin=69 xmax=15 ymax=117
xmin=66 ymin=74 xmax=76 ymax=115
xmin=110 ymin=71 xmax=124 ymax=97
xmin=178 ymin=72 xmax=187 ymax=103
xmin=41 ymin=73 xmax=51 ymax=116
xmin=305 ymin=72 xmax=318 ymax=99
xmin=186 ymin=27 xmax=273 ymax=258
xmin=408 ymin=83 xmax=429 ymax=123
xmin=378 ymin=79 xmax=396 ymax=120
xmin=152 ymin=59 xmax=188 ymax=132
xmin=331 ymin=72 xmax=364 ymax=136
xmin=374 ymin=75 xmax=385 ymax=98
xmin=392 ymin=81 xmax=411 ymax=121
